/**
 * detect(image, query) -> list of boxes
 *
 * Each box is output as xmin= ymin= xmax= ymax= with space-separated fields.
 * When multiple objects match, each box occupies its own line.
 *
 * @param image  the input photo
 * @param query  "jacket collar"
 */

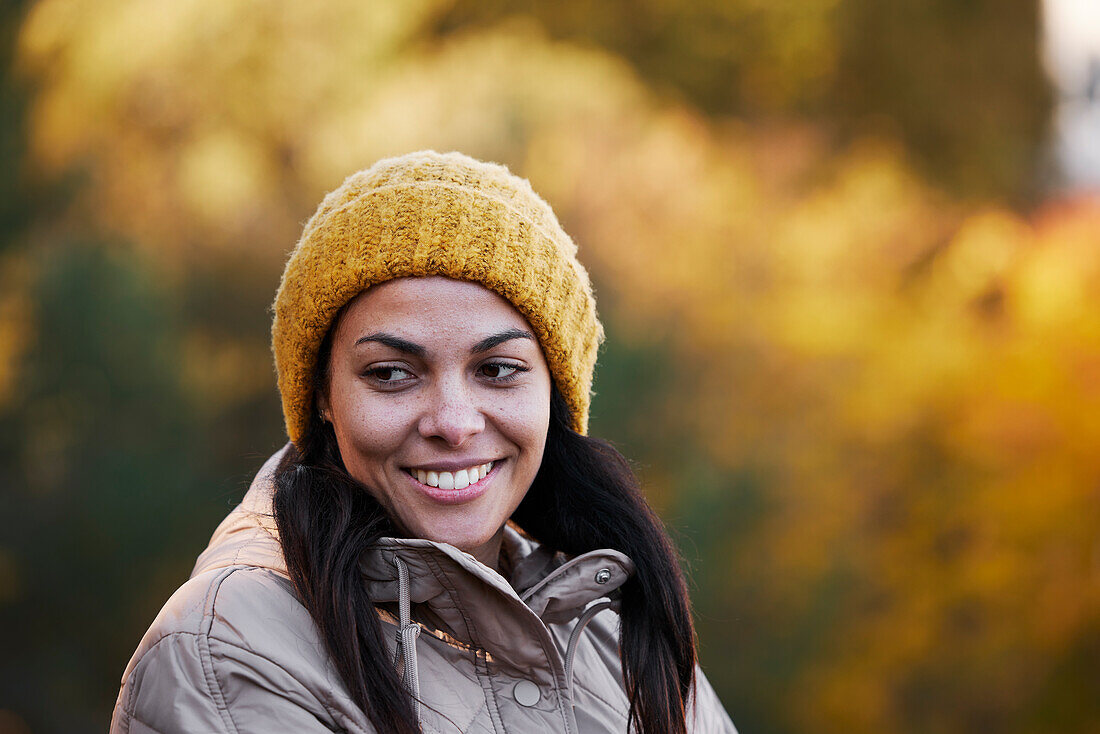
xmin=192 ymin=447 xmax=635 ymax=672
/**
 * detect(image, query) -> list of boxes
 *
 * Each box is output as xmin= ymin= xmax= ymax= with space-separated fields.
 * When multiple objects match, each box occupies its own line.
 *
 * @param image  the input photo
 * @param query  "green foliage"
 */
xmin=1 ymin=246 xmax=183 ymax=728
xmin=0 ymin=242 xmax=287 ymax=731
xmin=428 ymin=0 xmax=1050 ymax=198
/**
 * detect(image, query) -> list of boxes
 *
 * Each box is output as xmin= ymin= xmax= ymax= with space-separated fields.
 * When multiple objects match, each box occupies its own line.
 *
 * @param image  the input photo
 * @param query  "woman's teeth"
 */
xmin=414 ymin=462 xmax=494 ymax=490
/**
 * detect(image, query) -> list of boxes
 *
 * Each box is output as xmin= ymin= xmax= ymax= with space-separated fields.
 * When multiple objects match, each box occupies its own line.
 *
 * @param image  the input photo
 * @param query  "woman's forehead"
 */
xmin=334 ymin=276 xmax=536 ymax=345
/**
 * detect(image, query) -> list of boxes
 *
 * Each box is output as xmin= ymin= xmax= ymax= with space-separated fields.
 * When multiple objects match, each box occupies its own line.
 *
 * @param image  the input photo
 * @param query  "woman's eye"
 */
xmin=479 ymin=363 xmax=522 ymax=380
xmin=367 ymin=366 xmax=412 ymax=382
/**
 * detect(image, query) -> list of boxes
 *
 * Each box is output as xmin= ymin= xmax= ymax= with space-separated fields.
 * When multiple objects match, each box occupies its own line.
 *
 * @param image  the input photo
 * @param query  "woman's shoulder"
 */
xmin=112 ymin=565 xmax=364 ymax=734
xmin=564 ymin=608 xmax=738 ymax=734
xmin=126 ymin=564 xmax=310 ymax=662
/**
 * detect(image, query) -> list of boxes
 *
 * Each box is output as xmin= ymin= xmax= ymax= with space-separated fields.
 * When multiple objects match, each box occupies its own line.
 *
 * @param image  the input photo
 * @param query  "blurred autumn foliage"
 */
xmin=1 ymin=1 xmax=1098 ymax=733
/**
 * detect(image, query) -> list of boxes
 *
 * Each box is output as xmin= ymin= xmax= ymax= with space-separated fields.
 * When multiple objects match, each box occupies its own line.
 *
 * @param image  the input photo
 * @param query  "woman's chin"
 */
xmin=414 ymin=523 xmax=505 ymax=565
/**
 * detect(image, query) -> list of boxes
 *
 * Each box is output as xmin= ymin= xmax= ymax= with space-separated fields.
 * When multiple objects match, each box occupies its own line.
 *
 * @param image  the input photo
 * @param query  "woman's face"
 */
xmin=318 ymin=276 xmax=552 ymax=568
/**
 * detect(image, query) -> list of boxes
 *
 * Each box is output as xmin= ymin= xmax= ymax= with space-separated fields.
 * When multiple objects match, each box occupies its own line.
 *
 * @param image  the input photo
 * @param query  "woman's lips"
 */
xmin=410 ymin=461 xmax=494 ymax=490
xmin=402 ymin=460 xmax=501 ymax=504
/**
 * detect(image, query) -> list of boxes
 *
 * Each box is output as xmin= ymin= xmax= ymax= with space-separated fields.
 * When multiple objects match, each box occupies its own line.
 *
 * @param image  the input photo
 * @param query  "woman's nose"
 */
xmin=417 ymin=381 xmax=486 ymax=447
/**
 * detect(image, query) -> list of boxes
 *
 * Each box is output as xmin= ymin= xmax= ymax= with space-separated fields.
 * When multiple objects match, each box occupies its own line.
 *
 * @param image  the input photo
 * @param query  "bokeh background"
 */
xmin=2 ymin=1 xmax=1099 ymax=732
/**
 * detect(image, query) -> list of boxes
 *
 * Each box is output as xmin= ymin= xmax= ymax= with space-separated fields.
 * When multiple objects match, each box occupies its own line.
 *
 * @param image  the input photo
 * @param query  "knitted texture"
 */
xmin=272 ymin=151 xmax=604 ymax=442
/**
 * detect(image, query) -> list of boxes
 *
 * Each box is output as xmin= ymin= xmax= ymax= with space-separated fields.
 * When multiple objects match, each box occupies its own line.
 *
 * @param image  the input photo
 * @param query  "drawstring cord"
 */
xmin=564 ymin=599 xmax=613 ymax=703
xmin=393 ymin=556 xmax=422 ymax=725
xmin=393 ymin=554 xmax=614 ymax=715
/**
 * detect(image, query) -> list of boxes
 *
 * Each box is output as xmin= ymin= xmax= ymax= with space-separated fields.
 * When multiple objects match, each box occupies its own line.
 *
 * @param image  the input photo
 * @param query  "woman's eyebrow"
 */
xmin=470 ymin=328 xmax=535 ymax=354
xmin=354 ymin=332 xmax=426 ymax=357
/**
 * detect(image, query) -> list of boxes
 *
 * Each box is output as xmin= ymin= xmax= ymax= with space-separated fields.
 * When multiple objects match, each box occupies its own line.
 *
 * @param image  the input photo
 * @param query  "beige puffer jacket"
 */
xmin=110 ymin=450 xmax=737 ymax=733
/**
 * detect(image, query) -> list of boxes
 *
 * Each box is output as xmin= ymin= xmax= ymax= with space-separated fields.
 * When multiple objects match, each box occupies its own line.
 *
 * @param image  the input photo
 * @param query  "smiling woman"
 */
xmin=320 ymin=278 xmax=552 ymax=567
xmin=109 ymin=152 xmax=737 ymax=733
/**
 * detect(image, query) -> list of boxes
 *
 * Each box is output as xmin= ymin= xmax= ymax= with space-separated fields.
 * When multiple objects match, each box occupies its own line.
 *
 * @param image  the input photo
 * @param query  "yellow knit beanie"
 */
xmin=272 ymin=150 xmax=604 ymax=443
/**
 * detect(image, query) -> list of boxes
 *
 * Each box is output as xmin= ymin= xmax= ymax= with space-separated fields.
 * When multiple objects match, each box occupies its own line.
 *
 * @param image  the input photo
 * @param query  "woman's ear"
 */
xmin=316 ymin=393 xmax=330 ymax=424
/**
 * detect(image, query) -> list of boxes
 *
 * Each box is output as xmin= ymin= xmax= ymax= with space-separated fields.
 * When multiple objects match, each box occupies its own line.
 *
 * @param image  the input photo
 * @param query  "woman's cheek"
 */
xmin=347 ymin=400 xmax=410 ymax=455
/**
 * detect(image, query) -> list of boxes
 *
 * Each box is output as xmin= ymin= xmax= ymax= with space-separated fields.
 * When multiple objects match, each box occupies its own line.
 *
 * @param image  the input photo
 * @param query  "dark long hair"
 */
xmin=274 ymin=337 xmax=697 ymax=733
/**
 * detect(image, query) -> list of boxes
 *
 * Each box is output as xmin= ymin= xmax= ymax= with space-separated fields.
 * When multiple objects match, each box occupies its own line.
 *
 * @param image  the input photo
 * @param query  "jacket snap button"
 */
xmin=513 ymin=679 xmax=541 ymax=707
xmin=595 ymin=568 xmax=612 ymax=584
